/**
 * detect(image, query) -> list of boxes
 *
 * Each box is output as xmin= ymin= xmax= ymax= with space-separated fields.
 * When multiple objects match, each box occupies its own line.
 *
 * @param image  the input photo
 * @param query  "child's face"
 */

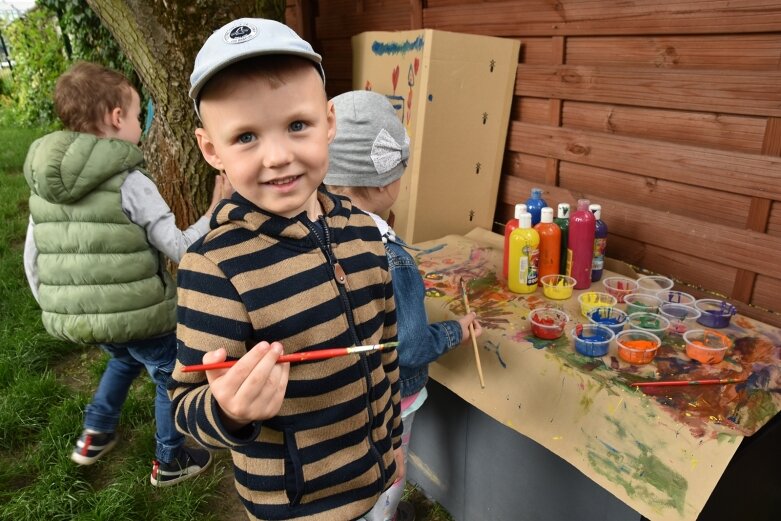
xmin=195 ymin=66 xmax=335 ymax=219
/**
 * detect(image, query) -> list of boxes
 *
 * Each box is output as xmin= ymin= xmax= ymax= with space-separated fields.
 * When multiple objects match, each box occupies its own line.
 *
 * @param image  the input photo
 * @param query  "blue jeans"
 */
xmin=84 ymin=332 xmax=183 ymax=463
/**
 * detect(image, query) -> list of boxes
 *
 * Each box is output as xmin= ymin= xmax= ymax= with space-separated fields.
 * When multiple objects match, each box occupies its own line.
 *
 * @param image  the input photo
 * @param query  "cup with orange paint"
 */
xmin=683 ymin=329 xmax=733 ymax=364
xmin=616 ymin=330 xmax=661 ymax=365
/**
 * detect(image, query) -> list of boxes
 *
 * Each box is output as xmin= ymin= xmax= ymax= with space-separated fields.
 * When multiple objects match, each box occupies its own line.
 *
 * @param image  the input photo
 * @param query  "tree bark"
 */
xmin=85 ymin=0 xmax=285 ymax=225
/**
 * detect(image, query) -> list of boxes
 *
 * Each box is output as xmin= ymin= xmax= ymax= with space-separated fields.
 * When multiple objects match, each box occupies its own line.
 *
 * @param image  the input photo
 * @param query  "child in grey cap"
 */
xmin=326 ymin=90 xmax=482 ymax=521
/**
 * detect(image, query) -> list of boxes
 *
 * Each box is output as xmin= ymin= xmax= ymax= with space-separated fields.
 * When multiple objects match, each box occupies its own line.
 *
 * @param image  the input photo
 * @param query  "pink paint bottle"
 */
xmin=568 ymin=199 xmax=596 ymax=290
xmin=502 ymin=203 xmax=526 ymax=279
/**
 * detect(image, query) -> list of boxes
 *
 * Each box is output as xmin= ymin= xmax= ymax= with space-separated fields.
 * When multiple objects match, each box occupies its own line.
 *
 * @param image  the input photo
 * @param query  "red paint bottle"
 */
xmin=502 ymin=203 xmax=526 ymax=279
xmin=568 ymin=199 xmax=596 ymax=290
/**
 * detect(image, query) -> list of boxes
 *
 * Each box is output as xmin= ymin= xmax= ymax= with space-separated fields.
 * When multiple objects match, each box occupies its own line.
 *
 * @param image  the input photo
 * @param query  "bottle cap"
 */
xmin=531 ymin=188 xmax=543 ymax=199
xmin=589 ymin=203 xmax=602 ymax=220
xmin=514 ymin=203 xmax=527 ymax=219
xmin=519 ymin=212 xmax=532 ymax=228
xmin=577 ymin=199 xmax=591 ymax=211
xmin=540 ymin=207 xmax=554 ymax=223
xmin=557 ymin=203 xmax=570 ymax=219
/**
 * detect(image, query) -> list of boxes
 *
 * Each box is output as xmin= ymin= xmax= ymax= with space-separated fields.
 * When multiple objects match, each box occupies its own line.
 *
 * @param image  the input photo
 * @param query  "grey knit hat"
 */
xmin=326 ymin=90 xmax=410 ymax=188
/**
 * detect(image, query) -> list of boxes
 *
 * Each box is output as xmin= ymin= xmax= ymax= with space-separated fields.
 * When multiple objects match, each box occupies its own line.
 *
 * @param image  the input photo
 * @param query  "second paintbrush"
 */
xmin=181 ymin=342 xmax=399 ymax=372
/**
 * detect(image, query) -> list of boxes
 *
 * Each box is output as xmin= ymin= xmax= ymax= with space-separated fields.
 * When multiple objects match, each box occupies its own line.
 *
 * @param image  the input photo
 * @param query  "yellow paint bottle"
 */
xmin=508 ymin=212 xmax=540 ymax=294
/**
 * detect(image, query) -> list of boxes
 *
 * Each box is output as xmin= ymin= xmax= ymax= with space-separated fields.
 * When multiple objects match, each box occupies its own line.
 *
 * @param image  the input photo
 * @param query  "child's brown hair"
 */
xmin=54 ymin=61 xmax=134 ymax=134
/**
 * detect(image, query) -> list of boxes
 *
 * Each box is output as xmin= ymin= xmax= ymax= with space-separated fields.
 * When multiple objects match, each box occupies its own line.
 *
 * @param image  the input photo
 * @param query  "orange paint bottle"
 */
xmin=534 ymin=207 xmax=561 ymax=280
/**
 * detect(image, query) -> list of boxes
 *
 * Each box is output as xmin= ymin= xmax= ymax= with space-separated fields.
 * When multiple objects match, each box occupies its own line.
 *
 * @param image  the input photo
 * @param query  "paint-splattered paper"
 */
xmin=415 ymin=229 xmax=781 ymax=521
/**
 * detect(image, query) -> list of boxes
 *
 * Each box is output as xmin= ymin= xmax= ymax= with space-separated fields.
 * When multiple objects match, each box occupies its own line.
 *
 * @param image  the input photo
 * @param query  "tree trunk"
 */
xmin=85 ymin=0 xmax=285 ymax=225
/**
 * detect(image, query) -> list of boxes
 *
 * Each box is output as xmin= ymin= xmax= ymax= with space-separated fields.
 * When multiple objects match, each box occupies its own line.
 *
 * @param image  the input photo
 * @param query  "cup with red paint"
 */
xmin=529 ymin=307 xmax=569 ymax=340
xmin=601 ymin=277 xmax=638 ymax=303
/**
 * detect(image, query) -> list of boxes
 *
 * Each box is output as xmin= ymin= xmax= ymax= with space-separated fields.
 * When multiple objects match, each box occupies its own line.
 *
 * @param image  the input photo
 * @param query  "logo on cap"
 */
xmin=224 ymin=23 xmax=257 ymax=44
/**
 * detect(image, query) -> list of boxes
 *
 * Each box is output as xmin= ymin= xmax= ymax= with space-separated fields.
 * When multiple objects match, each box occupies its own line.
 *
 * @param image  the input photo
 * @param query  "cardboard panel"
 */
xmin=352 ymin=29 xmax=520 ymax=242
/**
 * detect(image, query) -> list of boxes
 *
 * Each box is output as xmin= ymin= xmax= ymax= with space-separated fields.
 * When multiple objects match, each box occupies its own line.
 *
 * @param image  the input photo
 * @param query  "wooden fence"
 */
xmin=288 ymin=0 xmax=781 ymax=326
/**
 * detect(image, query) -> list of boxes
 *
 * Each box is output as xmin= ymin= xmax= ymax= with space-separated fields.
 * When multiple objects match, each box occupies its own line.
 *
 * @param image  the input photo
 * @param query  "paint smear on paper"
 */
xmin=372 ymin=36 xmax=425 ymax=56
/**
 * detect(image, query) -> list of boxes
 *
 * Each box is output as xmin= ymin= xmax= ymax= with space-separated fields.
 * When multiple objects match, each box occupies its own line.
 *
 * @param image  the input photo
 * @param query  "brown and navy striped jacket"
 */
xmin=170 ymin=190 xmax=401 ymax=520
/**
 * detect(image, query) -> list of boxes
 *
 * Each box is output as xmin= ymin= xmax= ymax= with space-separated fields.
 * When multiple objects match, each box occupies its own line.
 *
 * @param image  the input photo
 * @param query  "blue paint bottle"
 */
xmin=589 ymin=203 xmax=608 ymax=282
xmin=525 ymin=187 xmax=547 ymax=226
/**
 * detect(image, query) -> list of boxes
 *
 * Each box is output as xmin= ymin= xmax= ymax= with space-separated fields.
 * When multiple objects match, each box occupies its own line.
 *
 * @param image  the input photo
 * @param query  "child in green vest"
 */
xmin=22 ymin=61 xmax=228 ymax=486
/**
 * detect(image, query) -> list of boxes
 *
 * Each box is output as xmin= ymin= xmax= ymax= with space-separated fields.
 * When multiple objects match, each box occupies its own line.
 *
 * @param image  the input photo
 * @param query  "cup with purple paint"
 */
xmin=694 ymin=299 xmax=737 ymax=329
xmin=659 ymin=303 xmax=702 ymax=336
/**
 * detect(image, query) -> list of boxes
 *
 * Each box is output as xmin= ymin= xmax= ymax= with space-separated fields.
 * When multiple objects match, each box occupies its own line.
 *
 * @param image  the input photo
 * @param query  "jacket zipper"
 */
xmin=304 ymin=215 xmax=388 ymax=489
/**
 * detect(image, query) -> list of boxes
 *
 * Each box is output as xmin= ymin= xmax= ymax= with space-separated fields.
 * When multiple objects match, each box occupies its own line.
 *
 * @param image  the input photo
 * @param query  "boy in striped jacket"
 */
xmin=169 ymin=18 xmax=404 ymax=520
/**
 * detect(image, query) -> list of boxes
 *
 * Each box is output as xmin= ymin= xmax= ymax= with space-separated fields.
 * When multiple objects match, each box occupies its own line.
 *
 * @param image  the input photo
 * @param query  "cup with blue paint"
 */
xmin=572 ymin=323 xmax=615 ymax=357
xmin=587 ymin=306 xmax=627 ymax=335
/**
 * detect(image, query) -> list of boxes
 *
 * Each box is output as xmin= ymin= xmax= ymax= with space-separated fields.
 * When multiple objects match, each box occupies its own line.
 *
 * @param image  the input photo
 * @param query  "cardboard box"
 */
xmin=352 ymin=30 xmax=520 ymax=243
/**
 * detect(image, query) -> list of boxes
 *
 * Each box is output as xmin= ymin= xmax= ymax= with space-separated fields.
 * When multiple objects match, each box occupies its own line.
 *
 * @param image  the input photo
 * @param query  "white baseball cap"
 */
xmin=189 ymin=18 xmax=325 ymax=114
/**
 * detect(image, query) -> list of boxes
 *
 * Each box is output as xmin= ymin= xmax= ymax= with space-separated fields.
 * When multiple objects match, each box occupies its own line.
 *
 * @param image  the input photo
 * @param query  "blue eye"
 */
xmin=238 ymin=133 xmax=255 ymax=144
xmin=290 ymin=121 xmax=305 ymax=132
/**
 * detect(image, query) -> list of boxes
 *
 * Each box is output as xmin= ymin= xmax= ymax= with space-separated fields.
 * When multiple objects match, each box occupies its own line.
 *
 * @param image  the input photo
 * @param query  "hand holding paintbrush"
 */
xmin=459 ymin=278 xmax=485 ymax=388
xmin=185 ymin=341 xmax=398 ymax=431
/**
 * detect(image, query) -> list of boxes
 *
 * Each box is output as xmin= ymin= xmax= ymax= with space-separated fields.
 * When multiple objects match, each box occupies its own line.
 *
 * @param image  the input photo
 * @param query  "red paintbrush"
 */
xmin=181 ymin=342 xmax=399 ymax=372
xmin=630 ymin=377 xmax=746 ymax=388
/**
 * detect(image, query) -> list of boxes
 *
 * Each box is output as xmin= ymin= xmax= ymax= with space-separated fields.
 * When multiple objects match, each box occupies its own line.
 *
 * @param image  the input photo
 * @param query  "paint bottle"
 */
xmin=554 ymin=203 xmax=570 ymax=275
xmin=534 ymin=207 xmax=561 ymax=280
xmin=525 ymin=187 xmax=547 ymax=226
xmin=568 ymin=199 xmax=596 ymax=290
xmin=589 ymin=203 xmax=608 ymax=282
xmin=502 ymin=203 xmax=527 ymax=279
xmin=508 ymin=212 xmax=540 ymax=294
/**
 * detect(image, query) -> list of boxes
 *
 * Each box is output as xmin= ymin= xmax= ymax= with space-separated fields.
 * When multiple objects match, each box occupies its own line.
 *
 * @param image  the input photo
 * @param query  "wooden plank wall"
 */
xmin=289 ymin=0 xmax=781 ymax=327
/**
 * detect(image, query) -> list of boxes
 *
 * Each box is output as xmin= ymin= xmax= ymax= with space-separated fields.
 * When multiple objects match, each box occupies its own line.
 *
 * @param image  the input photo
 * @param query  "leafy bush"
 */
xmin=5 ymin=8 xmax=67 ymax=127
xmin=3 ymin=1 xmax=143 ymax=129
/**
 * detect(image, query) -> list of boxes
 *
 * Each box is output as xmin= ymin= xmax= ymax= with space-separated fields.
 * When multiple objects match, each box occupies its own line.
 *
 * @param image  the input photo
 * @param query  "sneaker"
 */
xmin=150 ymin=446 xmax=212 ymax=487
xmin=395 ymin=500 xmax=416 ymax=521
xmin=71 ymin=430 xmax=118 ymax=465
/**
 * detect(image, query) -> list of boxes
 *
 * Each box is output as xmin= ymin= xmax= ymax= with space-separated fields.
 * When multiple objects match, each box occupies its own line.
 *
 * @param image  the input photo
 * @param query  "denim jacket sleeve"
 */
xmin=385 ymin=240 xmax=463 ymax=369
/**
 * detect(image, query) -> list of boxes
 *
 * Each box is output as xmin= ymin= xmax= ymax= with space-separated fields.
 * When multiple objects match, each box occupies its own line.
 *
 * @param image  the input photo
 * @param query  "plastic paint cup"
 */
xmin=572 ymin=324 xmax=615 ymax=357
xmin=623 ymin=293 xmax=663 ymax=315
xmin=683 ymin=329 xmax=732 ymax=364
xmin=627 ymin=312 xmax=670 ymax=338
xmin=636 ymin=275 xmax=674 ymax=295
xmin=587 ymin=306 xmax=628 ymax=335
xmin=540 ymin=274 xmax=577 ymax=300
xmin=659 ymin=303 xmax=702 ymax=336
xmin=578 ymin=291 xmax=618 ymax=318
xmin=655 ymin=290 xmax=696 ymax=306
xmin=694 ymin=299 xmax=737 ymax=329
xmin=601 ymin=277 xmax=638 ymax=303
xmin=529 ymin=307 xmax=569 ymax=340
xmin=616 ymin=330 xmax=661 ymax=365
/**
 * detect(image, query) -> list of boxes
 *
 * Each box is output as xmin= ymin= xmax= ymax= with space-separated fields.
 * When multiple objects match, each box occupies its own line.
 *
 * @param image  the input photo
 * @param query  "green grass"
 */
xmin=0 ymin=116 xmax=452 ymax=520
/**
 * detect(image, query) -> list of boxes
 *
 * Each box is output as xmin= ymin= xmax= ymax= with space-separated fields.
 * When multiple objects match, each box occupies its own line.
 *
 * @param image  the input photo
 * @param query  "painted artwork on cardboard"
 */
xmin=414 ymin=234 xmax=781 ymax=440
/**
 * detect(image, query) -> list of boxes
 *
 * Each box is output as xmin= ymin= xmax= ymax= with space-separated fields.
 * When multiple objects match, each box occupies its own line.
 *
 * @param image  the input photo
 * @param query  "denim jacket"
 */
xmin=385 ymin=235 xmax=463 ymax=397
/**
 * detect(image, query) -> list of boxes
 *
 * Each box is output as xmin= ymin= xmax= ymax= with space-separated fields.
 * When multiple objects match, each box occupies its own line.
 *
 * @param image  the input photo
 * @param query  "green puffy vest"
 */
xmin=24 ymin=131 xmax=176 ymax=344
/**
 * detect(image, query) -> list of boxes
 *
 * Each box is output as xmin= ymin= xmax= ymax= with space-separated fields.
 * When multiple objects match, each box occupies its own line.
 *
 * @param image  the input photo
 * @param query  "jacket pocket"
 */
xmin=283 ymin=427 xmax=305 ymax=505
